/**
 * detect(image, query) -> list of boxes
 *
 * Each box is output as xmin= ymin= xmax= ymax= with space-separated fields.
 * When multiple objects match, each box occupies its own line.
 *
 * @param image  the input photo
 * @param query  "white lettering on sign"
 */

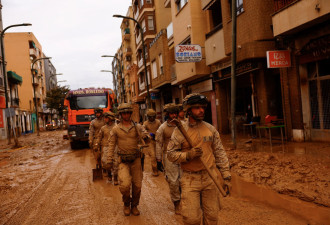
xmin=266 ymin=50 xmax=291 ymax=68
xmin=175 ymin=45 xmax=202 ymax=63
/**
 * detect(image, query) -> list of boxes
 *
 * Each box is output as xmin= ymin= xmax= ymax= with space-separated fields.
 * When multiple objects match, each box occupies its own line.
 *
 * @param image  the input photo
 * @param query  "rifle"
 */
xmin=171 ymin=119 xmax=227 ymax=197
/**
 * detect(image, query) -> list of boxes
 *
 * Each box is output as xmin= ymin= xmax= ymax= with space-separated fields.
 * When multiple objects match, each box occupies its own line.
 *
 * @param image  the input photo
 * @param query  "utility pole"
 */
xmin=231 ymin=0 xmax=237 ymax=149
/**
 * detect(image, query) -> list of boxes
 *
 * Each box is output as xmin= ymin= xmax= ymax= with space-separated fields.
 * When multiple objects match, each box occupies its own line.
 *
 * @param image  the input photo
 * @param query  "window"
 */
xmin=229 ymin=0 xmax=244 ymax=15
xmin=152 ymin=60 xmax=158 ymax=79
xmin=209 ymin=0 xmax=222 ymax=29
xmin=146 ymin=0 xmax=152 ymax=3
xmin=159 ymin=54 xmax=163 ymax=75
xmin=142 ymin=20 xmax=146 ymax=33
xmin=176 ymin=0 xmax=188 ymax=12
xmin=148 ymin=16 xmax=154 ymax=31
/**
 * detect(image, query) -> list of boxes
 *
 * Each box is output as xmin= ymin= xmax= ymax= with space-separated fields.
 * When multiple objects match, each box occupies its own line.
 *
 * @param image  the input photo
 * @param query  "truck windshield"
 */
xmin=69 ymin=95 xmax=108 ymax=110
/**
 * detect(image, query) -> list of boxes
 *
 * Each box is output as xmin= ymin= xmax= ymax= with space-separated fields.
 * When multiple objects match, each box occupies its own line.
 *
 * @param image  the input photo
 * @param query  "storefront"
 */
xmin=213 ymin=60 xmax=283 ymax=135
xmin=297 ymin=34 xmax=330 ymax=141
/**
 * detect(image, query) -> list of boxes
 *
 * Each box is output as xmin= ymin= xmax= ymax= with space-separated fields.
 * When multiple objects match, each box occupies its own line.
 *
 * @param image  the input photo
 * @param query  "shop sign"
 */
xmin=175 ymin=45 xmax=202 ymax=63
xmin=150 ymin=93 xmax=160 ymax=100
xmin=0 ymin=96 xmax=5 ymax=108
xmin=0 ymin=109 xmax=4 ymax=128
xmin=219 ymin=62 xmax=259 ymax=79
xmin=267 ymin=50 xmax=291 ymax=68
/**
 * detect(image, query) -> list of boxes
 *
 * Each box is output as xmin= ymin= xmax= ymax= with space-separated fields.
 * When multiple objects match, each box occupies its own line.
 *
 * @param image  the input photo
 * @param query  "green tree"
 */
xmin=45 ymin=85 xmax=70 ymax=117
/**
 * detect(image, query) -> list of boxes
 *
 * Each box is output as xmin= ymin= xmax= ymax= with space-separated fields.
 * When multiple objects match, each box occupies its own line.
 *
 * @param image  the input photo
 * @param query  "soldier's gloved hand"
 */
xmin=157 ymin=160 xmax=164 ymax=172
xmin=186 ymin=147 xmax=203 ymax=161
xmin=93 ymin=144 xmax=99 ymax=152
xmin=223 ymin=176 xmax=232 ymax=195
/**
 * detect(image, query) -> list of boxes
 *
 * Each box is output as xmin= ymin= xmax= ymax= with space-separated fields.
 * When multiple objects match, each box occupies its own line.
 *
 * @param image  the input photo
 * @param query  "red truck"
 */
xmin=63 ymin=88 xmax=116 ymax=149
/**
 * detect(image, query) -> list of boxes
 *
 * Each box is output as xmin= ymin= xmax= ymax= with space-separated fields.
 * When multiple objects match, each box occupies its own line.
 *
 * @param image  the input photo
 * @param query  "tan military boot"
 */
xmin=131 ymin=206 xmax=140 ymax=216
xmin=113 ymin=175 xmax=118 ymax=185
xmin=152 ymin=167 xmax=159 ymax=177
xmin=174 ymin=201 xmax=181 ymax=215
xmin=123 ymin=205 xmax=131 ymax=216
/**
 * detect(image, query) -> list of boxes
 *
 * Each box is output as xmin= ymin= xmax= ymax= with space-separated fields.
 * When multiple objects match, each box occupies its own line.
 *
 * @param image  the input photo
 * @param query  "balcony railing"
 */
xmin=274 ymin=0 xmax=298 ymax=12
xmin=11 ymin=98 xmax=19 ymax=107
xmin=138 ymin=58 xmax=144 ymax=68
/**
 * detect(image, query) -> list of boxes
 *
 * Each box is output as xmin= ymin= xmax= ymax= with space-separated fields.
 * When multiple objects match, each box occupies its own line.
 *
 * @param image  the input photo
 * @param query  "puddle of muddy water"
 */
xmin=248 ymin=140 xmax=330 ymax=157
xmin=231 ymin=174 xmax=330 ymax=224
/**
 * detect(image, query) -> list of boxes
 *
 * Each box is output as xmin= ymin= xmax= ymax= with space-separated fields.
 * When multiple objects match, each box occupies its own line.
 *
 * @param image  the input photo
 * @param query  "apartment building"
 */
xmin=271 ymin=0 xmax=330 ymax=141
xmin=130 ymin=0 xmax=172 ymax=119
xmin=4 ymin=32 xmax=48 ymax=133
xmin=118 ymin=6 xmax=141 ymax=122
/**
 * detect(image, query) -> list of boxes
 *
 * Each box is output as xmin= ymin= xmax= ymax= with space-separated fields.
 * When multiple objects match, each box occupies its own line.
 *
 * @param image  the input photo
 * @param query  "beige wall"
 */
xmin=154 ymin=0 xmax=172 ymax=33
xmin=272 ymin=0 xmax=330 ymax=36
xmin=4 ymin=32 xmax=45 ymax=113
xmin=171 ymin=0 xmax=210 ymax=84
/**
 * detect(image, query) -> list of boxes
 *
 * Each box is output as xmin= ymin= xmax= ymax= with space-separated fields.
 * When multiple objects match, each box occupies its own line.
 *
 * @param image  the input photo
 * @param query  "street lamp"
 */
xmin=113 ymin=14 xmax=151 ymax=108
xmin=0 ymin=23 xmax=32 ymax=144
xmin=100 ymin=70 xmax=117 ymax=98
xmin=101 ymin=55 xmax=124 ymax=103
xmin=31 ymin=57 xmax=52 ymax=136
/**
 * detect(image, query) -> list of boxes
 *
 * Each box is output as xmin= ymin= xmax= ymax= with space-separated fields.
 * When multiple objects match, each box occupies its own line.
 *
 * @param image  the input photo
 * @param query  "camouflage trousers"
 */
xmin=101 ymin=146 xmax=118 ymax=176
xmin=143 ymin=140 xmax=157 ymax=171
xmin=118 ymin=157 xmax=143 ymax=207
xmin=180 ymin=170 xmax=219 ymax=225
xmin=164 ymin=153 xmax=181 ymax=203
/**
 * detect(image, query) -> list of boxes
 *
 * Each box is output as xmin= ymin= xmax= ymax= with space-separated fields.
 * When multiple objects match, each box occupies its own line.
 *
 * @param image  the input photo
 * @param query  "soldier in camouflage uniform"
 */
xmin=107 ymin=103 xmax=148 ymax=216
xmin=94 ymin=111 xmax=118 ymax=185
xmin=89 ymin=107 xmax=105 ymax=161
xmin=167 ymin=93 xmax=231 ymax=225
xmin=177 ymin=103 xmax=188 ymax=123
xmin=143 ymin=109 xmax=161 ymax=176
xmin=155 ymin=103 xmax=182 ymax=214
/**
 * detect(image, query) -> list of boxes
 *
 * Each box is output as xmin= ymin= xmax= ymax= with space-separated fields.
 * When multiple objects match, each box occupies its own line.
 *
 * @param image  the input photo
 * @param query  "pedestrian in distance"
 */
xmin=94 ymin=111 xmax=118 ymax=185
xmin=106 ymin=103 xmax=149 ymax=216
xmin=143 ymin=108 xmax=161 ymax=176
xmin=155 ymin=103 xmax=182 ymax=215
xmin=167 ymin=93 xmax=231 ymax=225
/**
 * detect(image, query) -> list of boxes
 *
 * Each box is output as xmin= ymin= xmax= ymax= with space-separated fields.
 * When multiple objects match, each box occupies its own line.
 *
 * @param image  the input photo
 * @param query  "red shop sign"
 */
xmin=266 ymin=50 xmax=291 ymax=68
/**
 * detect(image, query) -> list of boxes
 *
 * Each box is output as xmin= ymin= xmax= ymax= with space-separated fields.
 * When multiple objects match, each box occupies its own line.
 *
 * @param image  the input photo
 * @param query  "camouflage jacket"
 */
xmin=167 ymin=120 xmax=231 ymax=178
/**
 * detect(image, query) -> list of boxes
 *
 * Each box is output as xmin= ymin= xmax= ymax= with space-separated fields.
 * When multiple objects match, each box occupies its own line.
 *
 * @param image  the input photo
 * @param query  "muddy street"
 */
xmin=0 ymin=130 xmax=328 ymax=225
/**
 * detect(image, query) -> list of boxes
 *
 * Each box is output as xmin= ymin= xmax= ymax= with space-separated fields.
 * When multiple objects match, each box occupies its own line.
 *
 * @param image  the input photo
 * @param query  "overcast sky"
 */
xmin=2 ymin=0 xmax=132 ymax=90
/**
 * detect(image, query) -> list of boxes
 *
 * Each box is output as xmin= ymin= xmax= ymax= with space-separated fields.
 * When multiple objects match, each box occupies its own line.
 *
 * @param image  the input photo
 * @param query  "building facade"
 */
xmin=4 ymin=32 xmax=48 ymax=133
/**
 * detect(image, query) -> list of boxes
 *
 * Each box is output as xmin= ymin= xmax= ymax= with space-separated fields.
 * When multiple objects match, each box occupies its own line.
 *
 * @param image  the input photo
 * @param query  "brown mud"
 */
xmin=0 ymin=130 xmax=329 ymax=224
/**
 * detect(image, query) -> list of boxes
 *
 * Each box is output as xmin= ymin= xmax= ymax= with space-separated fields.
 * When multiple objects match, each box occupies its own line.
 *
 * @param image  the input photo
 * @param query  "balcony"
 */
xmin=138 ymin=58 xmax=144 ymax=68
xmin=29 ymin=48 xmax=37 ymax=58
xmin=139 ymin=82 xmax=145 ymax=91
xmin=123 ymin=28 xmax=131 ymax=41
xmin=11 ymin=98 xmax=19 ymax=107
xmin=124 ymin=47 xmax=132 ymax=57
xmin=205 ymin=24 xmax=226 ymax=66
xmin=272 ymin=0 xmax=330 ymax=36
xmin=32 ymin=76 xmax=39 ymax=86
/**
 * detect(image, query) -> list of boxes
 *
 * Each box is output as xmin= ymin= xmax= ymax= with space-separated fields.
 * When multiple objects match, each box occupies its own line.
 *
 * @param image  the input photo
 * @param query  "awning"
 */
xmin=7 ymin=71 xmax=23 ymax=85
